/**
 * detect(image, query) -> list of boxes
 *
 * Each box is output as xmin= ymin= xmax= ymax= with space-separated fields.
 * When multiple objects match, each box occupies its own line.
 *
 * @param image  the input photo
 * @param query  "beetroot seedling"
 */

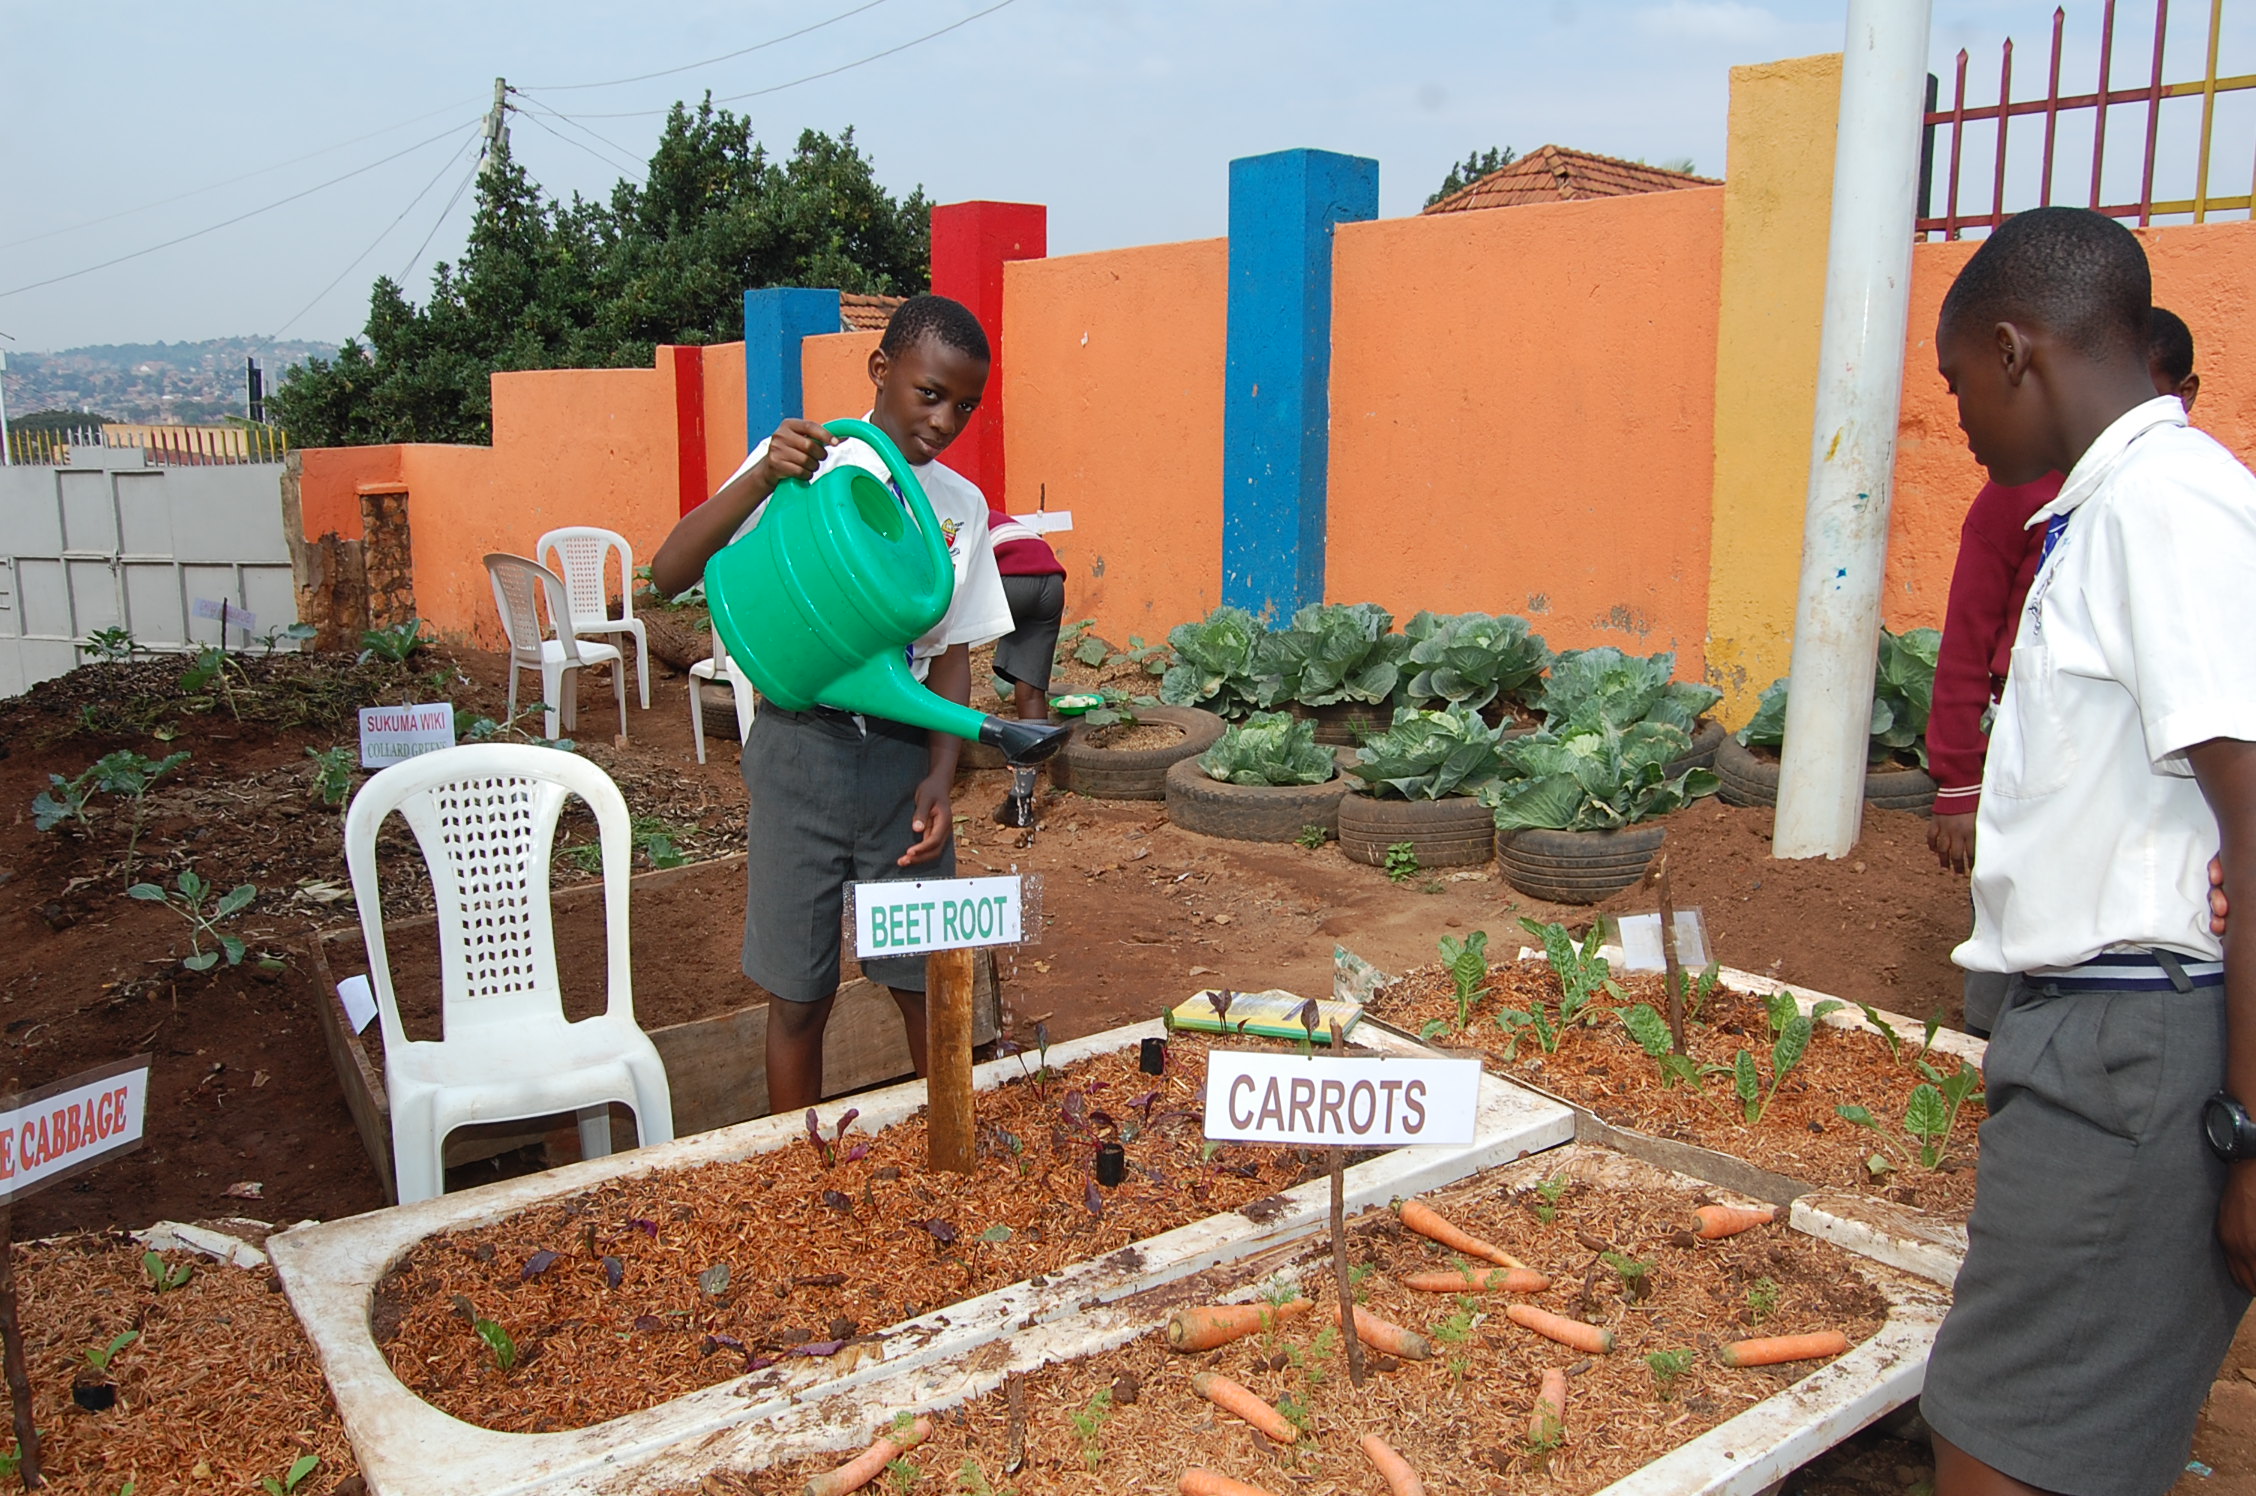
xmin=261 ymin=1454 xmax=320 ymax=1495
xmin=141 ymin=1250 xmax=192 ymax=1294
xmin=474 ymin=1313 xmax=519 ymax=1372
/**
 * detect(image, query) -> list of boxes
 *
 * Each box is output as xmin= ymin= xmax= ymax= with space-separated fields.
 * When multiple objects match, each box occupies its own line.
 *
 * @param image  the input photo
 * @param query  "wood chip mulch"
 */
xmin=375 ymin=1034 xmax=1375 ymax=1433
xmin=711 ymin=1146 xmax=1898 ymax=1495
xmin=1372 ymin=959 xmax=1982 ymax=1215
xmin=0 ymin=1235 xmax=357 ymax=1495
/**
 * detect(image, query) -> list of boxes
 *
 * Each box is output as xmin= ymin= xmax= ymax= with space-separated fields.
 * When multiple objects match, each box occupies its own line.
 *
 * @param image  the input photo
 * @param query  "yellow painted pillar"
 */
xmin=1704 ymin=52 xmax=1844 ymax=726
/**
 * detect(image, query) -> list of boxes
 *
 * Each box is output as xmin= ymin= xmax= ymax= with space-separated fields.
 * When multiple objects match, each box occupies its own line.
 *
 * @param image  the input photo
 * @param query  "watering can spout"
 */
xmin=981 ymin=716 xmax=1072 ymax=765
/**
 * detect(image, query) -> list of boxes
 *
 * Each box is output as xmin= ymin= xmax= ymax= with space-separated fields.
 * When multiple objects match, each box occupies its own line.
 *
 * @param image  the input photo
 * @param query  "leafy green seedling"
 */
xmin=94 ymin=749 xmax=191 ymax=874
xmin=886 ymin=1454 xmax=924 ymax=1491
xmin=1429 ymin=1293 xmax=1481 ymax=1346
xmin=1068 ymin=1388 xmax=1112 ymax=1469
xmin=84 ymin=626 xmax=137 ymax=662
xmin=359 ymin=618 xmax=426 ymax=665
xmin=261 ymin=1454 xmax=320 ymax=1496
xmin=1621 ymin=1003 xmax=1704 ymax=1090
xmin=570 ymin=816 xmax=691 ymax=873
xmin=142 ymin=1250 xmax=192 ymax=1294
xmin=306 ymin=745 xmax=355 ymax=807
xmin=259 ymin=621 xmax=319 ymax=655
xmin=1747 ymin=1276 xmax=1781 ymax=1323
xmin=31 ymin=762 xmax=102 ymax=832
xmin=1532 ymin=1174 xmax=1568 ymax=1224
xmin=1647 ymin=1346 xmax=1696 ymax=1399
xmin=180 ymin=643 xmax=249 ymax=717
xmin=129 ymin=869 xmax=256 ymax=971
xmin=456 ymin=703 xmax=577 ymax=753
xmin=475 ymin=1314 xmax=518 ymax=1372
xmin=1384 ymin=841 xmax=1421 ymax=883
xmin=84 ymin=1330 xmax=138 ymax=1375
xmin=1602 ymin=1250 xmax=1655 ymax=1302
xmin=1733 ymin=1009 xmax=1813 ymax=1125
xmin=1682 ymin=959 xmax=1722 ymax=1022
xmin=1856 ymin=1002 xmax=1904 ymax=1058
xmin=956 ymin=1457 xmax=1013 ymax=1496
xmin=1438 ymin=929 xmax=1491 ymax=1031
xmin=1834 ymin=1104 xmax=1912 ymax=1174
xmin=1518 ymin=917 xmax=1624 ymax=1021
xmin=1295 ymin=823 xmax=1329 ymax=850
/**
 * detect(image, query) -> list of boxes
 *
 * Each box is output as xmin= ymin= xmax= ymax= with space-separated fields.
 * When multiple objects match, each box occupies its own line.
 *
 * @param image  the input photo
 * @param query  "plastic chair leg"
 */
xmin=542 ymin=661 xmax=571 ymax=740
xmin=577 ymin=1105 xmax=613 ymax=1160
xmin=689 ymin=676 xmax=709 ymax=764
xmin=506 ymin=663 xmax=521 ymax=725
xmin=392 ymin=1122 xmax=446 ymax=1206
xmin=631 ymin=624 xmax=650 ymax=709
xmin=611 ymin=656 xmax=628 ymax=738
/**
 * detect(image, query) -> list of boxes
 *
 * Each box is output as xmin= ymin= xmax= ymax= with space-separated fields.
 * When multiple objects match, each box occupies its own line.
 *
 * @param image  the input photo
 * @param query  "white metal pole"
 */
xmin=0 ymin=351 xmax=11 ymax=466
xmin=1772 ymin=0 xmax=1934 ymax=860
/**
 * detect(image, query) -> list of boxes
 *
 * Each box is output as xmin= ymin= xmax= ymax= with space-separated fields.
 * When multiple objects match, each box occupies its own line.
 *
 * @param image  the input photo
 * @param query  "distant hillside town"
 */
xmin=2 ymin=337 xmax=337 ymax=426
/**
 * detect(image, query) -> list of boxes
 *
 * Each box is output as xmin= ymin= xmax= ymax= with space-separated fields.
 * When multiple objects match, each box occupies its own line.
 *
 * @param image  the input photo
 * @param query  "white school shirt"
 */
xmin=719 ymin=423 xmax=1014 ymax=682
xmin=1958 ymin=396 xmax=2256 ymax=974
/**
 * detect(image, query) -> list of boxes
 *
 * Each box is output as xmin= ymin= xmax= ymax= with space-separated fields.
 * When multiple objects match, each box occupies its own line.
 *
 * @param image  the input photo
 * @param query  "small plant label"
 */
xmin=0 ymin=1056 xmax=151 ymax=1205
xmin=192 ymin=597 xmax=257 ymax=635
xmin=1611 ymin=909 xmax=1712 ymax=973
xmin=1017 ymin=509 xmax=1073 ymax=534
xmin=335 ymin=973 xmax=379 ymax=1035
xmin=358 ymin=701 xmax=457 ymax=768
xmin=1201 ymin=1053 xmax=1480 ymax=1148
xmin=853 ymin=875 xmax=1022 ymax=958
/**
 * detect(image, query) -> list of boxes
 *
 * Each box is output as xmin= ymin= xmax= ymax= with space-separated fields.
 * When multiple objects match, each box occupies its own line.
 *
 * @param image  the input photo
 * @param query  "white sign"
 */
xmin=336 ymin=973 xmax=378 ymax=1035
xmin=1615 ymin=909 xmax=1711 ymax=974
xmin=1203 ymin=1052 xmax=1480 ymax=1148
xmin=192 ymin=597 xmax=257 ymax=632
xmin=0 ymin=1058 xmax=150 ymax=1205
xmin=1018 ymin=510 xmax=1073 ymax=535
xmin=359 ymin=702 xmax=457 ymax=768
xmin=853 ymin=874 xmax=1023 ymax=959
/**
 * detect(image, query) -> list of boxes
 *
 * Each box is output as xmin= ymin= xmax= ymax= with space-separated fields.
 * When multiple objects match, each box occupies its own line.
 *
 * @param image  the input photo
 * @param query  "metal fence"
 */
xmin=4 ymin=423 xmax=289 ymax=468
xmin=1920 ymin=0 xmax=2255 ymax=238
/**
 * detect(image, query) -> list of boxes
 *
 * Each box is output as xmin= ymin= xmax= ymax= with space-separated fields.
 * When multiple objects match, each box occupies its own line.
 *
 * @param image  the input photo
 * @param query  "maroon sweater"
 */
xmin=1929 ymin=472 xmax=2064 ymax=816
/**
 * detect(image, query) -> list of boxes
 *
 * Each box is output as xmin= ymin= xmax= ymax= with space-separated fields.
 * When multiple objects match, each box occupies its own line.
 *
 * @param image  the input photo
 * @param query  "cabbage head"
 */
xmin=1198 ymin=711 xmax=1336 ymax=786
xmin=1346 ymin=704 xmax=1508 ymax=801
xmin=1160 ymin=606 xmax=1266 ymax=718
xmin=1537 ymin=646 xmax=1721 ymax=736
xmin=1482 ymin=719 xmax=1720 ymax=832
xmin=1249 ymin=602 xmax=1408 ymax=708
xmin=1400 ymin=611 xmax=1552 ymax=713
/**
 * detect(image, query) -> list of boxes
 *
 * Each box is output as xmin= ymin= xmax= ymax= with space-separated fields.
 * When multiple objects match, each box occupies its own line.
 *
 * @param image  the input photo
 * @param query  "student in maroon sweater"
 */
xmin=988 ymin=508 xmax=1068 ymax=826
xmin=1930 ymin=306 xmax=2202 ymax=1034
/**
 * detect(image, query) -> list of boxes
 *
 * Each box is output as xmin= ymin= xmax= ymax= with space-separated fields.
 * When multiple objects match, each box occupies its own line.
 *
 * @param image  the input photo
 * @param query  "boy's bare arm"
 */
xmin=648 ymin=418 xmax=833 ymax=596
xmin=899 ymin=643 xmax=972 ymax=867
xmin=2191 ymin=737 xmax=2256 ymax=1291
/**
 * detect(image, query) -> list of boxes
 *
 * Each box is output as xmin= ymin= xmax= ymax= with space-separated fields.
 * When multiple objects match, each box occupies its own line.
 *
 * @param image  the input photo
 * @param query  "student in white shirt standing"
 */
xmin=650 ymin=296 xmax=1014 ymax=1115
xmin=1917 ymin=206 xmax=2256 ymax=1496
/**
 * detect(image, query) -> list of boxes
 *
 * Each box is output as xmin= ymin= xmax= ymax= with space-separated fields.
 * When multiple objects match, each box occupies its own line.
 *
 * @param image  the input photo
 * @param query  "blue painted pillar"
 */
xmin=743 ymin=288 xmax=842 ymax=446
xmin=1221 ymin=149 xmax=1379 ymax=620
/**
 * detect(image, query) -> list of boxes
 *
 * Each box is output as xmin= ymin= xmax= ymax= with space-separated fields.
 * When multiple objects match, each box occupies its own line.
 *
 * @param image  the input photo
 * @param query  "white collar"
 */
xmin=2029 ymin=395 xmax=2188 ymax=526
xmin=849 ymin=410 xmax=936 ymax=475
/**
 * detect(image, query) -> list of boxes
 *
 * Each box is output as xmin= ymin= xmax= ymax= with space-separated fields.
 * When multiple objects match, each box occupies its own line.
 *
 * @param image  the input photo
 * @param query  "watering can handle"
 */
xmin=822 ymin=417 xmax=954 ymax=622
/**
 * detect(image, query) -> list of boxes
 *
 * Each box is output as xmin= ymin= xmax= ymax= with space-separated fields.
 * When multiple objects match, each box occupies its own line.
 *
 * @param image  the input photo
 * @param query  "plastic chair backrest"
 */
xmin=537 ymin=527 xmax=633 ymax=629
xmin=485 ymin=553 xmax=588 ymax=666
xmin=341 ymin=743 xmax=636 ymax=1057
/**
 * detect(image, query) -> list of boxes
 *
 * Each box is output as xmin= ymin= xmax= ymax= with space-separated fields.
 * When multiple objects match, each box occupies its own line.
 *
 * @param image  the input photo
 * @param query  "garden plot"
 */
xmin=719 ymin=1144 xmax=1946 ymax=1496
xmin=269 ymin=1016 xmax=1573 ymax=1496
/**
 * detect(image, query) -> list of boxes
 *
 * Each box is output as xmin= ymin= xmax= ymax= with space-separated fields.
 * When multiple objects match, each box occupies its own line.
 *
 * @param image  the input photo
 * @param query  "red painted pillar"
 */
xmin=670 ymin=345 xmax=708 ymax=516
xmin=929 ymin=201 xmax=1046 ymax=503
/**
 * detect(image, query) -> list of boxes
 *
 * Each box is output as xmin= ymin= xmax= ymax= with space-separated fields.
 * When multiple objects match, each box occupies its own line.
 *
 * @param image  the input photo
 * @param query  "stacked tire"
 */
xmin=1165 ymin=758 xmax=1351 ymax=842
xmin=1054 ymin=706 xmax=1224 ymax=800
xmin=1337 ymin=792 xmax=1495 ymax=869
xmin=1664 ymin=718 xmax=1726 ymax=779
xmin=1712 ymin=733 xmax=1935 ymax=815
xmin=1497 ymin=825 xmax=1666 ymax=905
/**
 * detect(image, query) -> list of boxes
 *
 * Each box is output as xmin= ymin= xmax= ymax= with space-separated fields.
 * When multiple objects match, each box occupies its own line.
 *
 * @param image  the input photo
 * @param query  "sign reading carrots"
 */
xmin=1201 ymin=1053 xmax=1479 ymax=1147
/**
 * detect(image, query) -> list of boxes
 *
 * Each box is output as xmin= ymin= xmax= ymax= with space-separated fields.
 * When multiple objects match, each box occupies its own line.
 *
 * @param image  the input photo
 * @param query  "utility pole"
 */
xmin=0 ymin=350 xmax=11 ymax=467
xmin=482 ymin=77 xmax=510 ymax=169
xmin=246 ymin=356 xmax=264 ymax=425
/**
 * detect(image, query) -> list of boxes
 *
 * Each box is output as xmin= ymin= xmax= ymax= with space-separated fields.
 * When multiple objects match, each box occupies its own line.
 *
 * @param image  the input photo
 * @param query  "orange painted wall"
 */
xmin=803 ymin=332 xmax=883 ymax=425
xmin=1001 ymin=239 xmax=1229 ymax=643
xmin=1327 ymin=188 xmax=1726 ymax=675
xmin=701 ymin=341 xmax=749 ymax=493
xmin=297 ymin=446 xmax=401 ymax=541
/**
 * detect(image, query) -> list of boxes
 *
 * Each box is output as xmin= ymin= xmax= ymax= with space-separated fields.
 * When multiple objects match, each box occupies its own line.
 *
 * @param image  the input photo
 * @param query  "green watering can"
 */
xmin=705 ymin=418 xmax=1072 ymax=764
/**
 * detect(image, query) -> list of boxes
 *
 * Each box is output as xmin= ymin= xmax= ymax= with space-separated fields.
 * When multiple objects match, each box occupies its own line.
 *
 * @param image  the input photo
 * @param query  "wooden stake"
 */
xmin=926 ymin=948 xmax=977 ymax=1173
xmin=0 ymin=1199 xmax=40 ymax=1488
xmin=1652 ymin=855 xmax=1686 ymax=1053
xmin=1328 ymin=1020 xmax=1366 ymax=1389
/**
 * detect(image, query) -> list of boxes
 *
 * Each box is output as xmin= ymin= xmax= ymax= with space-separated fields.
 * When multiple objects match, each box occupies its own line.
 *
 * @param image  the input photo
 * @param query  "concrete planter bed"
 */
xmin=270 ymin=1016 xmax=1575 ymax=1495
xmin=728 ymin=1143 xmax=1947 ymax=1496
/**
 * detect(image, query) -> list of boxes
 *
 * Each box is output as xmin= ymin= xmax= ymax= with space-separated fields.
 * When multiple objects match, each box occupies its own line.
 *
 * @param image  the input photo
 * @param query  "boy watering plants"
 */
xmin=649 ymin=295 xmax=1012 ymax=1114
xmin=1928 ymin=305 xmax=2207 ymax=1037
xmin=1918 ymin=207 xmax=2256 ymax=1496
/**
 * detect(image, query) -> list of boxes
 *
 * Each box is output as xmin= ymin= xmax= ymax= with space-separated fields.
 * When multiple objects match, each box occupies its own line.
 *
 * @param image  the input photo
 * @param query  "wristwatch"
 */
xmin=2203 ymin=1094 xmax=2256 ymax=1161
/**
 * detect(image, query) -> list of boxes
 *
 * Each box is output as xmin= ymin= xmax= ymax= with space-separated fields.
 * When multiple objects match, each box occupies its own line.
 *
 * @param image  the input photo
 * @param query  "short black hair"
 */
xmin=2149 ymin=305 xmax=2195 ymax=384
xmin=1939 ymin=206 xmax=2150 ymax=360
xmin=879 ymin=293 xmax=990 ymax=363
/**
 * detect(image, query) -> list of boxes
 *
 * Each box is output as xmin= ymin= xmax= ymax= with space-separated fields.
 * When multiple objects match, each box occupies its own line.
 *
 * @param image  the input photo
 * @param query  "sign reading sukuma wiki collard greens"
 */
xmin=1201 ymin=1052 xmax=1480 ymax=1148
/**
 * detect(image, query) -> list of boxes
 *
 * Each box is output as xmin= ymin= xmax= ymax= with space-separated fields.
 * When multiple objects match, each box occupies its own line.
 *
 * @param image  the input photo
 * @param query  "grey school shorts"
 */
xmin=740 ymin=705 xmax=952 ymax=1002
xmin=993 ymin=572 xmax=1066 ymax=692
xmin=1922 ymin=975 xmax=2250 ymax=1495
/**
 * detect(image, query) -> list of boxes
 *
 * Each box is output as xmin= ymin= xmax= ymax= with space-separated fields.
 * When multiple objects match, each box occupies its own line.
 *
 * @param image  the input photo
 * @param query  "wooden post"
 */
xmin=1653 ymin=855 xmax=1686 ymax=1054
xmin=927 ymin=948 xmax=977 ymax=1173
xmin=1328 ymin=1019 xmax=1366 ymax=1389
xmin=0 ymin=1203 xmax=40 ymax=1488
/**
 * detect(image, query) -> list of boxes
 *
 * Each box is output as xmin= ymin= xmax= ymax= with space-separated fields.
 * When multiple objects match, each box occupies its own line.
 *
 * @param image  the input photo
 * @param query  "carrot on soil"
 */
xmin=1190 ymin=1371 xmax=1300 ymax=1443
xmin=1505 ymin=1303 xmax=1615 ymax=1355
xmin=1715 ymin=1331 xmax=1850 ymax=1367
xmin=1692 ymin=1203 xmax=1777 ymax=1240
xmin=1399 ymin=1200 xmax=1529 ymax=1270
xmin=1166 ymin=1299 xmax=1312 ymax=1352
xmin=1531 ymin=1367 xmax=1569 ymax=1444
xmin=804 ymin=1416 xmax=932 ymax=1496
xmin=1342 ymin=1303 xmax=1432 ymax=1362
xmin=1399 ymin=1266 xmax=1550 ymax=1294
xmin=1360 ymin=1432 xmax=1425 ymax=1496
xmin=1180 ymin=1469 xmax=1282 ymax=1496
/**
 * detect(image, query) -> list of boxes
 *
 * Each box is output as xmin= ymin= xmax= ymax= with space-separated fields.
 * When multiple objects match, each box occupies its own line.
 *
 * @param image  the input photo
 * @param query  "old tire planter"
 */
xmin=1865 ymin=762 xmax=1937 ymax=816
xmin=1164 ymin=757 xmax=1350 ymax=842
xmin=1665 ymin=718 xmax=1726 ymax=779
xmin=1712 ymin=733 xmax=1936 ymax=815
xmin=1497 ymin=824 xmax=1667 ymax=905
xmin=1292 ymin=701 xmax=1390 ymax=747
xmin=1054 ymin=706 xmax=1224 ymax=800
xmin=1337 ymin=791 xmax=1495 ymax=869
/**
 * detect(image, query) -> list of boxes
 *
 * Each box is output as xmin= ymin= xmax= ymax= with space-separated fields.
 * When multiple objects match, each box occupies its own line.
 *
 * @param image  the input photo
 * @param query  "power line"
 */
xmin=273 ymin=128 xmax=483 ymax=338
xmin=0 ymin=97 xmax=483 ymax=253
xmin=397 ymin=146 xmax=489 ymax=288
xmin=523 ymin=0 xmax=898 ymax=91
xmin=0 ymin=120 xmax=480 ymax=303
xmin=518 ymin=108 xmax=643 ymax=178
xmin=513 ymin=98 xmax=647 ymax=176
xmin=563 ymin=0 xmax=1023 ymax=120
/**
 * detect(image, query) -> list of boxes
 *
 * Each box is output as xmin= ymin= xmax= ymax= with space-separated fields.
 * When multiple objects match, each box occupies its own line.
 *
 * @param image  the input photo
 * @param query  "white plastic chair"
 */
xmin=537 ymin=526 xmax=650 ymax=710
xmin=342 ymin=743 xmax=675 ymax=1205
xmin=688 ymin=627 xmax=756 ymax=764
xmin=485 ymin=552 xmax=628 ymax=743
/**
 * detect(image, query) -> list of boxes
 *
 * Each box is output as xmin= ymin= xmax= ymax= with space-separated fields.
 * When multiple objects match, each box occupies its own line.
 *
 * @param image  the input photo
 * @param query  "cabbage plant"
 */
xmin=1537 ymin=647 xmax=1721 ymax=736
xmin=1249 ymin=603 xmax=1408 ymax=709
xmin=1346 ymin=705 xmax=1509 ymax=800
xmin=1160 ymin=606 xmax=1266 ymax=718
xmin=1482 ymin=720 xmax=1720 ymax=832
xmin=1735 ymin=626 xmax=1941 ymax=768
xmin=1198 ymin=711 xmax=1336 ymax=786
xmin=1400 ymin=611 xmax=1552 ymax=714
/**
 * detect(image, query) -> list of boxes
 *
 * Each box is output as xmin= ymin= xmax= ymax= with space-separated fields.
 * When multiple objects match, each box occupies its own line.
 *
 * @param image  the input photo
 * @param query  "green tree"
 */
xmin=270 ymin=98 xmax=929 ymax=447
xmin=1427 ymin=146 xmax=1517 ymax=207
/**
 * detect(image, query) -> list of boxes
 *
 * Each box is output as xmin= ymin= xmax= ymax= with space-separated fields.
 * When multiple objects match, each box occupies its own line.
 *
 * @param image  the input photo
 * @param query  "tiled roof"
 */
xmin=1422 ymin=144 xmax=1719 ymax=215
xmin=840 ymin=293 xmax=906 ymax=332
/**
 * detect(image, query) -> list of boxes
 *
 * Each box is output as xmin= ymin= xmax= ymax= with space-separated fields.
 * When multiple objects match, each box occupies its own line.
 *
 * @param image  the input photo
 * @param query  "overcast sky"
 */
xmin=2 ymin=0 xmax=2247 ymax=352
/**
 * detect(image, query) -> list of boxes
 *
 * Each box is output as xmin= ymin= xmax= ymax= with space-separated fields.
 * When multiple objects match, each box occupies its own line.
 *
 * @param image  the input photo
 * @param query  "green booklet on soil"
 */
xmin=1168 ymin=988 xmax=1364 ymax=1043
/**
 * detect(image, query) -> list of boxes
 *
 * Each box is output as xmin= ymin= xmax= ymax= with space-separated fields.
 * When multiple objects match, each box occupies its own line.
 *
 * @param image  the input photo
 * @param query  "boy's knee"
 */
xmin=769 ymin=996 xmax=833 ymax=1040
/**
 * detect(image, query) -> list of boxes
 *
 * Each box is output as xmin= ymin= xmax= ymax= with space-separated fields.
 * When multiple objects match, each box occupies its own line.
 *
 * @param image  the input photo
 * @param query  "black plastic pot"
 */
xmin=1096 ymin=1142 xmax=1126 ymax=1187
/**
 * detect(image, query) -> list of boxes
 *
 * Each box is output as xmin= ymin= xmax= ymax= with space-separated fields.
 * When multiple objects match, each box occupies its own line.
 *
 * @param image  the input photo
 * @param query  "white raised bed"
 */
xmin=271 ymin=1016 xmax=1574 ymax=1496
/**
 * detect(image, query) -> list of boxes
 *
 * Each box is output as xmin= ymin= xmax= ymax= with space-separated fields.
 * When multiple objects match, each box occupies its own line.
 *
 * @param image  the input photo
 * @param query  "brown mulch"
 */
xmin=1371 ymin=960 xmax=1982 ymax=1215
xmin=1084 ymin=722 xmax=1185 ymax=752
xmin=373 ymin=1033 xmax=1375 ymax=1433
xmin=0 ymin=1238 xmax=356 ymax=1495
xmin=723 ymin=1147 xmax=1895 ymax=1496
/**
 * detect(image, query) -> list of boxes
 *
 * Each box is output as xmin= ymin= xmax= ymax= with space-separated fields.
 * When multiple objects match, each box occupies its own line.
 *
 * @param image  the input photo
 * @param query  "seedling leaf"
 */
xmin=1621 ymin=1003 xmax=1672 ymax=1058
xmin=474 ymin=1316 xmax=518 ymax=1372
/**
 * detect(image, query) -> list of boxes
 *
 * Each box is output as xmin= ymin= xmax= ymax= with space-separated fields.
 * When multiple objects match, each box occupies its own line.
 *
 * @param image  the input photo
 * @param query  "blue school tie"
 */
xmin=2040 ymin=510 xmax=2070 ymax=562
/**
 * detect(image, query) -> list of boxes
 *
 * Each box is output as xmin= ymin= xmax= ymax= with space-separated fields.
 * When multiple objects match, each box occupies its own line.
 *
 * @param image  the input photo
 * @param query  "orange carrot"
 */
xmin=1506 ymin=1304 xmax=1614 ymax=1355
xmin=1191 ymin=1371 xmax=1299 ymax=1443
xmin=1179 ymin=1470 xmax=1282 ymax=1496
xmin=1400 ymin=1200 xmax=1529 ymax=1270
xmin=804 ymin=1416 xmax=932 ymax=1496
xmin=1167 ymin=1299 xmax=1312 ymax=1352
xmin=1715 ymin=1331 xmax=1850 ymax=1367
xmin=1341 ymin=1303 xmax=1432 ymax=1361
xmin=1359 ymin=1433 xmax=1424 ymax=1496
xmin=1399 ymin=1266 xmax=1551 ymax=1294
xmin=1529 ymin=1367 xmax=1569 ymax=1446
xmin=1692 ymin=1203 xmax=1777 ymax=1240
